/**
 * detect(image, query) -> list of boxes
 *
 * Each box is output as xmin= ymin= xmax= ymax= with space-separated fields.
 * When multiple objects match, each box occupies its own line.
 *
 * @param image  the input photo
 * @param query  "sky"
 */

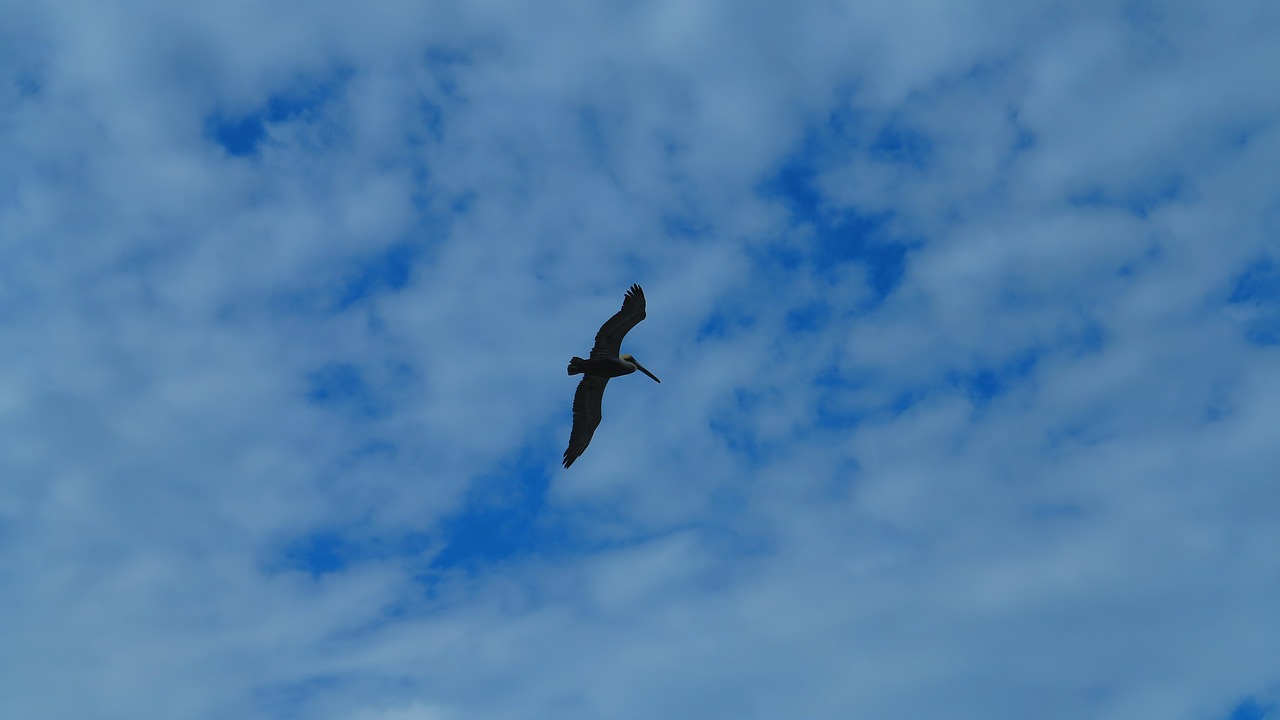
xmin=2 ymin=1 xmax=1279 ymax=718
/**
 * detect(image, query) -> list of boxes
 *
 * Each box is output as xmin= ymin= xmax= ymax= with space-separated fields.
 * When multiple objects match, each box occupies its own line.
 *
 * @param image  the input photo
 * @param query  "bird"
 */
xmin=563 ymin=284 xmax=660 ymax=468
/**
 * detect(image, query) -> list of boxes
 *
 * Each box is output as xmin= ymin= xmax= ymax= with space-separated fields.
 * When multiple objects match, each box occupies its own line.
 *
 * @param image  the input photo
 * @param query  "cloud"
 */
xmin=2 ymin=1 xmax=1278 ymax=719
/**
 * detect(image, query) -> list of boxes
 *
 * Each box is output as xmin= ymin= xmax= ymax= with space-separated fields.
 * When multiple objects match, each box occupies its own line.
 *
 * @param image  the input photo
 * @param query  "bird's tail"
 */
xmin=567 ymin=357 xmax=587 ymax=376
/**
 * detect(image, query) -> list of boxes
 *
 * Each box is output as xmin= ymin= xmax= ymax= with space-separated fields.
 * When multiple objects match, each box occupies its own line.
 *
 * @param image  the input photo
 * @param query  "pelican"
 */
xmin=563 ymin=283 xmax=661 ymax=468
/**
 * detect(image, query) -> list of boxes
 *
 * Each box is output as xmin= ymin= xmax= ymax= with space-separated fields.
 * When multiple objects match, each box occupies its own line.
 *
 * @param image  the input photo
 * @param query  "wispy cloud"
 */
xmin=2 ymin=1 xmax=1278 ymax=718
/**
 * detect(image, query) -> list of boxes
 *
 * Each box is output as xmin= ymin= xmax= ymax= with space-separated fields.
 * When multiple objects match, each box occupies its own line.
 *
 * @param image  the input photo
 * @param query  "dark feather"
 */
xmin=563 ymin=376 xmax=608 ymax=468
xmin=590 ymin=284 xmax=647 ymax=359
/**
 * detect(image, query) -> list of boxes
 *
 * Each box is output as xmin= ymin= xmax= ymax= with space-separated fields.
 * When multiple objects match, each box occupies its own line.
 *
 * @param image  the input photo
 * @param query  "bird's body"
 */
xmin=563 ymin=284 xmax=660 ymax=468
xmin=568 ymin=355 xmax=646 ymax=379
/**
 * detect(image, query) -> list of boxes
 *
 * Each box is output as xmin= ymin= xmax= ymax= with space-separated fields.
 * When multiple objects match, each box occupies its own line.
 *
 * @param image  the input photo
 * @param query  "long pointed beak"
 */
xmin=633 ymin=360 xmax=661 ymax=383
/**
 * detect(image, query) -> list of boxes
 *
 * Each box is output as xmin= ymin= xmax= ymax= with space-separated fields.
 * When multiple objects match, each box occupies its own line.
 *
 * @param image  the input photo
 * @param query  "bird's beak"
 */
xmin=633 ymin=360 xmax=661 ymax=383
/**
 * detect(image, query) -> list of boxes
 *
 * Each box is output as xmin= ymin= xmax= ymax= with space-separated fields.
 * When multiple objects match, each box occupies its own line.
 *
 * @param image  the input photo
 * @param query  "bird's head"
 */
xmin=622 ymin=354 xmax=661 ymax=383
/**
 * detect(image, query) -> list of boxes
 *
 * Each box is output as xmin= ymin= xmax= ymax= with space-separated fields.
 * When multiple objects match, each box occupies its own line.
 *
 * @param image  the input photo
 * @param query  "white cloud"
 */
xmin=1 ymin=1 xmax=1278 ymax=719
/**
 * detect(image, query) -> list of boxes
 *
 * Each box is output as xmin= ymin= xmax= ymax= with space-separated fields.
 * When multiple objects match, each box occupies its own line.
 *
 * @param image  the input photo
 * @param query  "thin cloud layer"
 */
xmin=1 ymin=1 xmax=1278 ymax=719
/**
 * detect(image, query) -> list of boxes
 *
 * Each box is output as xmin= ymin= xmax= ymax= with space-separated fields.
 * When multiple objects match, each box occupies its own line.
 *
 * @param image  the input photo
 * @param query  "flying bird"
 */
xmin=563 ymin=284 xmax=661 ymax=468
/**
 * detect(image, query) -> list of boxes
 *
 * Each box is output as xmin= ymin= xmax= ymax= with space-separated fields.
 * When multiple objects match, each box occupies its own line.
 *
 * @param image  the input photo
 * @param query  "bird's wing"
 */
xmin=563 ymin=376 xmax=608 ymax=468
xmin=589 ymin=284 xmax=647 ymax=359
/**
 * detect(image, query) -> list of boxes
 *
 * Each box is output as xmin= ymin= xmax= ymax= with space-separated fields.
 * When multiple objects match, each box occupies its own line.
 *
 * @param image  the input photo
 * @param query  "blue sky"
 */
xmin=2 ymin=1 xmax=1279 ymax=718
